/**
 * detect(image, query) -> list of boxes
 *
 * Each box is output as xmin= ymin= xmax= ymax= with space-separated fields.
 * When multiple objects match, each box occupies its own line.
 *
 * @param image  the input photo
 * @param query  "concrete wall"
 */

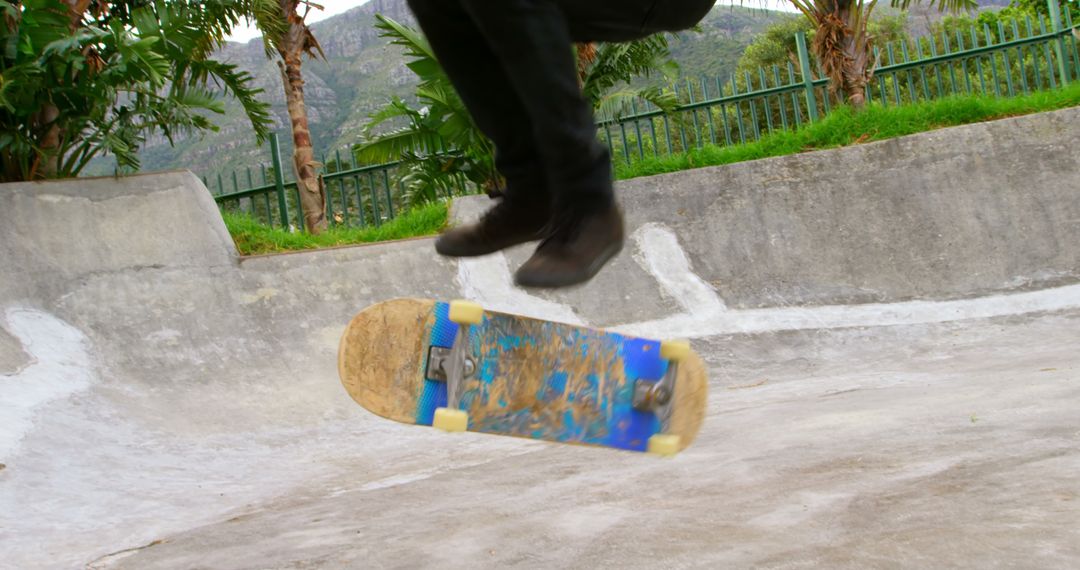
xmin=606 ymin=105 xmax=1080 ymax=309
xmin=0 ymin=171 xmax=236 ymax=304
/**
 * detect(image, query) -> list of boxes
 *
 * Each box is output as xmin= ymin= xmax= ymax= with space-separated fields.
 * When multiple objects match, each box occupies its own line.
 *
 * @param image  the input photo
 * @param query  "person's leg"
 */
xmin=443 ymin=1 xmax=626 ymax=287
xmin=456 ymin=0 xmax=619 ymax=214
xmin=455 ymin=0 xmax=713 ymax=287
xmin=408 ymin=0 xmax=717 ymax=284
xmin=407 ymin=0 xmax=551 ymax=257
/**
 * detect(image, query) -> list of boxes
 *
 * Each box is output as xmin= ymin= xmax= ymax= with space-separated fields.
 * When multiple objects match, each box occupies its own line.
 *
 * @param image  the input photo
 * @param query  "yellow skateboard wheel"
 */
xmin=448 ymin=300 xmax=484 ymax=325
xmin=660 ymin=339 xmax=690 ymax=362
xmin=647 ymin=433 xmax=681 ymax=457
xmin=433 ymin=407 xmax=469 ymax=432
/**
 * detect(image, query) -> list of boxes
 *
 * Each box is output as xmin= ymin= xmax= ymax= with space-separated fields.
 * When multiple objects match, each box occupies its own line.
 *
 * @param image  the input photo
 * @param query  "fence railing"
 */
xmin=209 ymin=133 xmax=409 ymax=231
xmin=597 ymin=2 xmax=1077 ymax=163
xmin=212 ymin=0 xmax=1078 ymax=231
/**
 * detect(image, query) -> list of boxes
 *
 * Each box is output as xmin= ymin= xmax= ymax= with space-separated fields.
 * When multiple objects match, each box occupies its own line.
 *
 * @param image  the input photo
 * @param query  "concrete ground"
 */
xmin=2 ymin=109 xmax=1079 ymax=569
xmin=88 ymin=312 xmax=1080 ymax=569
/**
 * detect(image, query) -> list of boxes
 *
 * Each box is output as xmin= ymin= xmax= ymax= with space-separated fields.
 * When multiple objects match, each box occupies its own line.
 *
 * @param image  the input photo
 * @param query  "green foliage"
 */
xmin=936 ymin=0 xmax=1080 ymax=33
xmin=737 ymin=16 xmax=814 ymax=75
xmin=615 ymin=82 xmax=1080 ymax=180
xmin=869 ymin=12 xmax=911 ymax=45
xmin=582 ymin=34 xmax=681 ymax=119
xmin=0 ymin=0 xmax=274 ymax=181
xmin=353 ymin=15 xmax=497 ymax=207
xmin=223 ymin=200 xmax=448 ymax=254
xmin=1006 ymin=0 xmax=1079 ymax=22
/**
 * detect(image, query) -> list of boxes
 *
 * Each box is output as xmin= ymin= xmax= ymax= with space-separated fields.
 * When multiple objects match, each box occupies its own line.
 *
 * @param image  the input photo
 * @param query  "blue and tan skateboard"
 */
xmin=338 ymin=298 xmax=707 ymax=455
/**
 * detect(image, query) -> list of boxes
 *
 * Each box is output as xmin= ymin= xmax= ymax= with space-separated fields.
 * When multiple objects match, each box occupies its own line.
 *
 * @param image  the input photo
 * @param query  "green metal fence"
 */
xmin=208 ymin=134 xmax=408 ymax=231
xmin=212 ymin=0 xmax=1078 ymax=231
xmin=597 ymin=1 xmax=1077 ymax=164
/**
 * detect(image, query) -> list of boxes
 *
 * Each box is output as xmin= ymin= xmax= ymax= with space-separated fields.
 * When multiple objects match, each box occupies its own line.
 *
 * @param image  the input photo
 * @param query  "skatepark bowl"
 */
xmin=2 ymin=108 xmax=1079 ymax=569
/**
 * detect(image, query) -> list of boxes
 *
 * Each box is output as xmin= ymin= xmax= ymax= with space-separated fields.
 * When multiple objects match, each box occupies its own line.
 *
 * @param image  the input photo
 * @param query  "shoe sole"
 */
xmin=513 ymin=239 xmax=624 ymax=289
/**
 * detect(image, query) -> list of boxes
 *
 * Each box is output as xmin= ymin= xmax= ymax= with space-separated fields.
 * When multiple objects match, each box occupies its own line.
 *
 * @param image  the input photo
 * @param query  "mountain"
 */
xmin=113 ymin=1 xmax=786 ymax=185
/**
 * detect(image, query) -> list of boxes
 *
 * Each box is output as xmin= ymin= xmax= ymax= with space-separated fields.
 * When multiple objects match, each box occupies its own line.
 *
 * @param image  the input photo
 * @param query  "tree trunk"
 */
xmin=34 ymin=105 xmax=62 ymax=179
xmin=277 ymin=0 xmax=327 ymax=234
xmin=811 ymin=3 xmax=876 ymax=110
xmin=32 ymin=0 xmax=93 ymax=180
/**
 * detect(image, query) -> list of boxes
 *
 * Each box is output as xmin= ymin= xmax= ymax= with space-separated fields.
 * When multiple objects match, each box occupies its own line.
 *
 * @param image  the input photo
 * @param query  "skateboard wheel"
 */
xmin=660 ymin=340 xmax=691 ymax=362
xmin=647 ymin=433 xmax=681 ymax=457
xmin=433 ymin=407 xmax=469 ymax=432
xmin=448 ymin=300 xmax=483 ymax=325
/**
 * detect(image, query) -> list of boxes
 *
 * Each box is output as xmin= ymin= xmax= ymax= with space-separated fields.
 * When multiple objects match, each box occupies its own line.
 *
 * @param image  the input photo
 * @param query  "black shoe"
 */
xmin=434 ymin=197 xmax=550 ymax=257
xmin=514 ymin=203 xmax=624 ymax=288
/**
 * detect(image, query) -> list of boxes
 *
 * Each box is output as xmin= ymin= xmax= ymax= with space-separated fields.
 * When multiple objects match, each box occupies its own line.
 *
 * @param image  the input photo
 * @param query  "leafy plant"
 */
xmin=0 ymin=0 xmax=274 ymax=182
xmin=578 ymin=33 xmax=681 ymax=120
xmin=353 ymin=15 xmax=501 ymax=204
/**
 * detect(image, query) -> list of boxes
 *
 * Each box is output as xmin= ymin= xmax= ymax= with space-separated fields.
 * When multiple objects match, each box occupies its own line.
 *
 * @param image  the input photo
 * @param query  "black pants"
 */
xmin=406 ymin=0 xmax=716 ymax=213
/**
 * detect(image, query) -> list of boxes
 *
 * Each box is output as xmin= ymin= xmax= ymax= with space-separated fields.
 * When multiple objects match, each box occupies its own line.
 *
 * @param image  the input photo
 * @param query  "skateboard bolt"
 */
xmin=651 ymin=385 xmax=672 ymax=406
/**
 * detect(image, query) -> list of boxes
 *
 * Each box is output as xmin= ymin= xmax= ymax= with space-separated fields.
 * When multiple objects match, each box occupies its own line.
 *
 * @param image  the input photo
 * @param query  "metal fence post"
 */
xmin=269 ymin=133 xmax=290 ymax=229
xmin=1047 ymin=0 xmax=1071 ymax=85
xmin=795 ymin=31 xmax=820 ymax=122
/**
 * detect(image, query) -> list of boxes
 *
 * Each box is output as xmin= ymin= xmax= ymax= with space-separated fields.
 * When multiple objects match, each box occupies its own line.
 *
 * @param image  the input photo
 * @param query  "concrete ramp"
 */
xmin=1 ymin=108 xmax=1079 ymax=569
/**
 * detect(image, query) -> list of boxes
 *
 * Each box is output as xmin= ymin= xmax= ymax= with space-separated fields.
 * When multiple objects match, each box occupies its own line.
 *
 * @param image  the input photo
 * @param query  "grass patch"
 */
xmin=615 ymin=82 xmax=1080 ymax=180
xmin=223 ymin=200 xmax=448 ymax=255
xmin=223 ymin=84 xmax=1079 ymax=252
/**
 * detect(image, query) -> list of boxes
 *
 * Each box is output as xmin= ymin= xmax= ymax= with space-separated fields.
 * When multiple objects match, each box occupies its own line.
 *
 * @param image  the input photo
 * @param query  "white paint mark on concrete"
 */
xmin=238 ymin=287 xmax=279 ymax=305
xmin=36 ymin=194 xmax=76 ymax=204
xmin=616 ymin=223 xmax=1080 ymax=338
xmin=457 ymin=254 xmax=584 ymax=325
xmin=615 ymin=282 xmax=1080 ymax=338
xmin=145 ymin=328 xmax=182 ymax=345
xmin=631 ymin=223 xmax=727 ymax=314
xmin=0 ymin=307 xmax=96 ymax=459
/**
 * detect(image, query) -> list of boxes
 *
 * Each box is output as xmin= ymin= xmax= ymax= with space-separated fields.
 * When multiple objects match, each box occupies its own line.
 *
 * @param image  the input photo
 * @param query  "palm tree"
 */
xmin=356 ymin=15 xmax=681 ymax=207
xmin=249 ymin=0 xmax=329 ymax=234
xmin=788 ymin=0 xmax=976 ymax=107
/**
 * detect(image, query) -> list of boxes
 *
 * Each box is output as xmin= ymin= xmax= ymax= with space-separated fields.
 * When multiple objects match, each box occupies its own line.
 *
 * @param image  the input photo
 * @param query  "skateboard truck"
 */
xmin=426 ymin=346 xmax=476 ymax=382
xmin=632 ymin=340 xmax=691 ymax=456
xmin=431 ymin=301 xmax=484 ymax=433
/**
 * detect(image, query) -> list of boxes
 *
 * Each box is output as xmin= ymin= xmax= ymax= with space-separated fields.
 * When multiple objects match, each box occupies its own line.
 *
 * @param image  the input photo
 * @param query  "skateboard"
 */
xmin=337 ymin=298 xmax=707 ymax=455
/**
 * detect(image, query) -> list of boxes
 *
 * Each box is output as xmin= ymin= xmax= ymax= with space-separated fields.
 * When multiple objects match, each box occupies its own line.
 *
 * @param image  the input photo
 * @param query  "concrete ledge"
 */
xmin=455 ymin=106 xmax=1080 ymax=309
xmin=0 ymin=170 xmax=236 ymax=303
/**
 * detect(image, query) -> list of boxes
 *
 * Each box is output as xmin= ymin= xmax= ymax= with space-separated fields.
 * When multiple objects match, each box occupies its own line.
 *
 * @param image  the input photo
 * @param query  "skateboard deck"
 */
xmin=338 ymin=298 xmax=707 ymax=454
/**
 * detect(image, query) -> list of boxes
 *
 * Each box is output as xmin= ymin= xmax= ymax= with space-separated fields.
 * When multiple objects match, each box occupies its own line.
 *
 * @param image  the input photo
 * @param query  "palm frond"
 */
xmin=243 ymin=0 xmax=288 ymax=55
xmin=373 ymin=14 xmax=444 ymax=84
xmin=595 ymin=85 xmax=678 ymax=120
xmin=186 ymin=59 xmax=274 ymax=142
xmin=363 ymin=97 xmax=422 ymax=135
xmin=581 ymin=33 xmax=677 ymax=108
xmin=354 ymin=127 xmax=444 ymax=164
